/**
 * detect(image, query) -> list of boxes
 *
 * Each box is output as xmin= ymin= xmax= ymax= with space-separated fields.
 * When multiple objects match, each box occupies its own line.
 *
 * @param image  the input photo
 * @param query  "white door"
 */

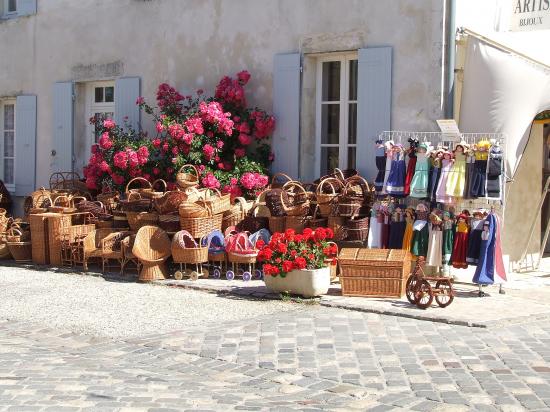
xmin=77 ymin=81 xmax=115 ymax=173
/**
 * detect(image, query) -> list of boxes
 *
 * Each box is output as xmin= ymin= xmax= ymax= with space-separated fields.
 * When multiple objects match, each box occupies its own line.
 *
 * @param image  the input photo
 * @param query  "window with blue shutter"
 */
xmin=15 ymin=95 xmax=37 ymax=196
xmin=356 ymin=47 xmax=392 ymax=180
xmin=272 ymin=53 xmax=301 ymax=179
xmin=52 ymin=82 xmax=74 ymax=173
xmin=115 ymin=77 xmax=141 ymax=132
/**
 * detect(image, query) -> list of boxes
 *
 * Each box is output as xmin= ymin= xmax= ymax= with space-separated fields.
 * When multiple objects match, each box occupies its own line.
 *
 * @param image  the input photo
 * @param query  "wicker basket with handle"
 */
xmin=126 ymin=211 xmax=159 ymax=231
xmin=270 ymin=172 xmax=293 ymax=189
xmin=343 ymin=208 xmax=370 ymax=242
xmin=176 ymin=164 xmax=199 ymax=189
xmin=96 ymin=191 xmax=119 ymax=213
xmin=316 ymin=178 xmax=343 ymax=217
xmin=6 ymin=225 xmax=30 ymax=243
xmin=197 ymin=188 xmax=231 ymax=215
xmin=236 ymin=204 xmax=269 ymax=233
xmin=154 ymin=188 xmax=198 ymax=215
xmin=328 ymin=215 xmax=346 ymax=241
xmin=281 ymin=181 xmax=310 ymax=217
xmin=6 ymin=240 xmax=32 ymax=262
xmin=179 ymin=205 xmax=223 ymax=239
xmin=337 ymin=175 xmax=371 ymax=217
xmin=179 ymin=201 xmax=209 ymax=218
xmin=222 ymin=197 xmax=251 ymax=232
xmin=171 ymin=232 xmax=208 ymax=264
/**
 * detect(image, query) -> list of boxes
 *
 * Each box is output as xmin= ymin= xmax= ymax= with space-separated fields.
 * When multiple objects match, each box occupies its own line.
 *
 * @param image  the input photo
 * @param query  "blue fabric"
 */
xmin=202 ymin=230 xmax=225 ymax=253
xmin=473 ymin=214 xmax=496 ymax=285
xmin=250 ymin=229 xmax=271 ymax=247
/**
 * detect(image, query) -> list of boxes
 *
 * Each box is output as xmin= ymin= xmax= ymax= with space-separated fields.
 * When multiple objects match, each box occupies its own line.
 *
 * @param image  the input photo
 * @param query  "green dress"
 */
xmin=442 ymin=218 xmax=454 ymax=265
xmin=411 ymin=210 xmax=429 ymax=257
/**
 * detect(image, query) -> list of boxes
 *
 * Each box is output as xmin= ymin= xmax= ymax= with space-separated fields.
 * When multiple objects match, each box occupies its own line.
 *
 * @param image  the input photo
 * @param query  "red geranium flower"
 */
xmin=282 ymin=260 xmax=293 ymax=273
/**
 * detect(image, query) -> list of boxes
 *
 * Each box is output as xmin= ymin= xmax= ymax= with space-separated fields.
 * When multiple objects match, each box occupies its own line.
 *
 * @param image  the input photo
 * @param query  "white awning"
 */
xmin=458 ymin=29 xmax=550 ymax=176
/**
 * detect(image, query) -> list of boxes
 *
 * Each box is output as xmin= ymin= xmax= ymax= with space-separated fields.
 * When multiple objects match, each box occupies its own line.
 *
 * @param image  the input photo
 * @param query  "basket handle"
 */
xmin=53 ymin=195 xmax=73 ymax=207
xmin=333 ymin=168 xmax=346 ymax=181
xmin=178 ymin=164 xmax=198 ymax=177
xmin=152 ymin=179 xmax=167 ymax=193
xmin=270 ymin=172 xmax=293 ymax=187
xmin=7 ymin=227 xmax=22 ymax=237
xmin=316 ymin=177 xmax=343 ymax=196
xmin=127 ymin=192 xmax=142 ymax=202
xmin=201 ymin=187 xmax=222 ymax=200
xmin=125 ymin=177 xmax=153 ymax=194
xmin=343 ymin=175 xmax=370 ymax=197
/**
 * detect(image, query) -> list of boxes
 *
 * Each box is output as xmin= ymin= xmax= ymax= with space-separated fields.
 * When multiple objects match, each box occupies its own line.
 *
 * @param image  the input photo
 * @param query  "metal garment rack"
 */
xmin=378 ymin=131 xmax=508 ymax=294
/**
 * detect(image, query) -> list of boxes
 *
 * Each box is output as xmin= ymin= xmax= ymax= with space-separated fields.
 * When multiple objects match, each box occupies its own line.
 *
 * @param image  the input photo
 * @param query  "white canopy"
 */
xmin=458 ymin=30 xmax=550 ymax=176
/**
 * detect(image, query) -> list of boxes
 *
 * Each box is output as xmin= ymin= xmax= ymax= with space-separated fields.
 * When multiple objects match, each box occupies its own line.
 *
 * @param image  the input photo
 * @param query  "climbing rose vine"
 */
xmin=84 ymin=71 xmax=275 ymax=198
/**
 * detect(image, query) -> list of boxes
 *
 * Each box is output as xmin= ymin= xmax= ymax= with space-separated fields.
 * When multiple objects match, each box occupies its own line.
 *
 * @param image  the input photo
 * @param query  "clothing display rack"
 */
xmin=376 ymin=131 xmax=508 ymax=296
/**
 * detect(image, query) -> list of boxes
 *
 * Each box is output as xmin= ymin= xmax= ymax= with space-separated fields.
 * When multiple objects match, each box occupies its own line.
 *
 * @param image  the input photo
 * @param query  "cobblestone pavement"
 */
xmin=2 ymin=305 xmax=550 ymax=411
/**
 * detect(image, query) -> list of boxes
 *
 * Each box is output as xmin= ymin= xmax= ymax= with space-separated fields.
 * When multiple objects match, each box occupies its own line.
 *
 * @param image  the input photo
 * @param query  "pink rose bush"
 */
xmin=84 ymin=71 xmax=274 ymax=197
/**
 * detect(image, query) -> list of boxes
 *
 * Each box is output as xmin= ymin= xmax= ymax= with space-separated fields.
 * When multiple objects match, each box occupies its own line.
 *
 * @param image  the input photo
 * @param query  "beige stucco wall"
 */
xmin=0 ymin=0 xmax=446 ymax=189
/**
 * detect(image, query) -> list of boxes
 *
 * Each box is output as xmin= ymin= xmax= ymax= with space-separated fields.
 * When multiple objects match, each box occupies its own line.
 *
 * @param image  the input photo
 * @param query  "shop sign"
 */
xmin=508 ymin=0 xmax=550 ymax=31
xmin=436 ymin=119 xmax=461 ymax=141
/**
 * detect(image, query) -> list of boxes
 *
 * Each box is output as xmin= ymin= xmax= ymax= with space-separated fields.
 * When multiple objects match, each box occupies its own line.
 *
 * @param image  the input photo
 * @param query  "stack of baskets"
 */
xmin=6 ymin=223 xmax=32 ymax=262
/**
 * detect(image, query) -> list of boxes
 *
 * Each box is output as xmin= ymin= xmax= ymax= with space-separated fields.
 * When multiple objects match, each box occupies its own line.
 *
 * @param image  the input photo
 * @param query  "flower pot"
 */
xmin=263 ymin=267 xmax=330 ymax=298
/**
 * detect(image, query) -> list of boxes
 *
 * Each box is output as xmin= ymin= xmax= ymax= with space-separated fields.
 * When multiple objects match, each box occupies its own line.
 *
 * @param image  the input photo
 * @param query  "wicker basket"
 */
xmin=132 ymin=225 xmax=171 ymax=282
xmin=49 ymin=195 xmax=78 ymax=214
xmin=236 ymin=204 xmax=269 ymax=233
xmin=281 ymin=181 xmax=310 ymax=217
xmin=6 ymin=226 xmax=30 ymax=243
xmin=179 ymin=201 xmax=209 ymax=218
xmin=197 ymin=188 xmax=231 ymax=215
xmin=308 ymin=206 xmax=328 ymax=230
xmin=159 ymin=214 xmax=180 ymax=233
xmin=0 ymin=235 xmax=11 ymax=259
xmin=180 ymin=207 xmax=223 ymax=239
xmin=268 ymin=216 xmax=286 ymax=234
xmin=222 ymin=197 xmax=251 ymax=232
xmin=112 ymin=210 xmax=129 ymax=228
xmin=176 ymin=164 xmax=199 ymax=189
xmin=154 ymin=190 xmax=192 ymax=214
xmin=328 ymin=215 xmax=346 ymax=241
xmin=270 ymin=172 xmax=294 ymax=189
xmin=285 ymin=215 xmax=308 ymax=233
xmin=171 ymin=232 xmax=208 ymax=264
xmin=338 ymin=248 xmax=412 ymax=297
xmin=7 ymin=241 xmax=32 ymax=262
xmin=344 ymin=209 xmax=370 ymax=242
xmin=29 ymin=213 xmax=50 ymax=264
xmin=125 ymin=177 xmax=159 ymax=200
xmin=96 ymin=192 xmax=119 ymax=213
xmin=316 ymin=178 xmax=343 ymax=217
xmin=126 ymin=211 xmax=159 ymax=231
xmin=47 ymin=213 xmax=72 ymax=266
xmin=264 ymin=188 xmax=288 ymax=217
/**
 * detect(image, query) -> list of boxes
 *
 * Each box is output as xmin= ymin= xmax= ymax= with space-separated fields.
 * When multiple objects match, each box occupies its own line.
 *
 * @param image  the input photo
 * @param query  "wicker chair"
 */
xmin=101 ymin=231 xmax=132 ymax=273
xmin=121 ymin=234 xmax=142 ymax=276
xmin=132 ymin=225 xmax=171 ymax=282
xmin=77 ymin=228 xmax=115 ymax=271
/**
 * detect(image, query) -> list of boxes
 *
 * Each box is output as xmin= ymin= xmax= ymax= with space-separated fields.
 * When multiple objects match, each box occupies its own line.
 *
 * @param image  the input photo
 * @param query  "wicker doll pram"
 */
xmin=225 ymin=231 xmax=259 ymax=282
xmin=202 ymin=229 xmax=226 ymax=279
xmin=171 ymin=230 xmax=209 ymax=281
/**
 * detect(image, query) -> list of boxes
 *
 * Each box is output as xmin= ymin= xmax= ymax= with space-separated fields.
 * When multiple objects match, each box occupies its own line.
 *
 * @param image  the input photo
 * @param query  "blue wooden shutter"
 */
xmin=15 ymin=95 xmax=37 ymax=196
xmin=356 ymin=47 xmax=392 ymax=180
xmin=52 ymin=81 xmax=74 ymax=173
xmin=17 ymin=0 xmax=37 ymax=16
xmin=115 ymin=77 xmax=141 ymax=131
xmin=272 ymin=53 xmax=300 ymax=179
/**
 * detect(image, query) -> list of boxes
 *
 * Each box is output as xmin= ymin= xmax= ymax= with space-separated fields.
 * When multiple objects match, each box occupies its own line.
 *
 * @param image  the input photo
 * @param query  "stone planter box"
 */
xmin=263 ymin=267 xmax=330 ymax=298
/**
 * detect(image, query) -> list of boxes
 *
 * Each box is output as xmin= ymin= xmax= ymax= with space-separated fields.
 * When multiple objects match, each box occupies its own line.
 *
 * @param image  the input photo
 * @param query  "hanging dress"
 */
xmin=466 ymin=217 xmax=484 ymax=265
xmin=473 ymin=215 xmax=496 ymax=285
xmin=402 ymin=211 xmax=415 ymax=251
xmin=486 ymin=146 xmax=503 ymax=199
xmin=386 ymin=149 xmax=406 ymax=197
xmin=374 ymin=143 xmax=386 ymax=195
xmin=367 ymin=207 xmax=382 ymax=249
xmin=470 ymin=148 xmax=489 ymax=198
xmin=382 ymin=149 xmax=392 ymax=195
xmin=388 ymin=210 xmax=406 ymax=249
xmin=442 ymin=215 xmax=454 ymax=267
xmin=446 ymin=150 xmax=467 ymax=198
xmin=436 ymin=157 xmax=454 ymax=204
xmin=430 ymin=155 xmax=442 ymax=202
xmin=464 ymin=152 xmax=476 ymax=199
xmin=452 ymin=218 xmax=469 ymax=269
xmin=411 ymin=209 xmax=429 ymax=257
xmin=493 ymin=213 xmax=507 ymax=284
xmin=410 ymin=151 xmax=430 ymax=198
xmin=426 ymin=215 xmax=443 ymax=267
xmin=380 ymin=210 xmax=391 ymax=249
xmin=404 ymin=143 xmax=417 ymax=196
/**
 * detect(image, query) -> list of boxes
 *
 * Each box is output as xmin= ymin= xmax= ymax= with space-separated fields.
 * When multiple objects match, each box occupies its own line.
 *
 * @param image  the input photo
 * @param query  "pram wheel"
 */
xmin=212 ymin=268 xmax=221 ymax=279
xmin=190 ymin=271 xmax=199 ymax=281
xmin=242 ymin=271 xmax=252 ymax=282
xmin=202 ymin=269 xmax=209 ymax=279
xmin=226 ymin=270 xmax=235 ymax=281
xmin=254 ymin=269 xmax=263 ymax=280
xmin=174 ymin=270 xmax=183 ymax=280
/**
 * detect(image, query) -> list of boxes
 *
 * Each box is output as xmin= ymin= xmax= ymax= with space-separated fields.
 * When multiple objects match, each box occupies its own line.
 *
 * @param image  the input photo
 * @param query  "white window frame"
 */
xmin=0 ymin=99 xmax=16 ymax=192
xmin=314 ymin=52 xmax=358 ymax=176
xmin=3 ymin=0 xmax=17 ymax=16
xmin=85 ymin=81 xmax=115 ymax=149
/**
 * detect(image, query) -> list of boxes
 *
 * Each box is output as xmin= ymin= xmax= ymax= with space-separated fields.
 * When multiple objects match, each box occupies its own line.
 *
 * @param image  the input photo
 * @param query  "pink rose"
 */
xmin=203 ymin=144 xmax=215 ymax=161
xmin=152 ymin=138 xmax=161 ymax=148
xmin=99 ymin=133 xmax=113 ymax=150
xmin=111 ymin=174 xmax=125 ymax=185
xmin=136 ymin=96 xmax=145 ymax=105
xmin=237 ymin=70 xmax=251 ymax=85
xmin=156 ymin=122 xmax=165 ymax=133
xmin=238 ymin=133 xmax=252 ymax=146
xmin=113 ymin=151 xmax=128 ymax=169
xmin=153 ymin=167 xmax=160 ymax=175
xmin=99 ymin=161 xmax=110 ymax=173
xmin=201 ymin=172 xmax=220 ymax=189
xmin=216 ymin=140 xmax=224 ymax=149
xmin=103 ymin=119 xmax=116 ymax=129
xmin=172 ymin=146 xmax=179 ymax=155
xmin=235 ymin=148 xmax=246 ymax=158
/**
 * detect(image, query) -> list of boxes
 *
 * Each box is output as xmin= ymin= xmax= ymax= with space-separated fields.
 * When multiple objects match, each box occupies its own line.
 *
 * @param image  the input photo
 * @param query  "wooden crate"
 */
xmin=338 ymin=248 xmax=412 ymax=298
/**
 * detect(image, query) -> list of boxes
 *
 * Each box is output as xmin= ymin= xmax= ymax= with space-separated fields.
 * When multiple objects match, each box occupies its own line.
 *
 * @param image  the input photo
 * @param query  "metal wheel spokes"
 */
xmin=242 ymin=271 xmax=252 ymax=282
xmin=254 ymin=269 xmax=263 ymax=280
xmin=212 ymin=268 xmax=221 ymax=279
xmin=415 ymin=280 xmax=433 ymax=310
xmin=435 ymin=280 xmax=454 ymax=308
xmin=406 ymin=276 xmax=418 ymax=304
xmin=174 ymin=270 xmax=183 ymax=280
xmin=226 ymin=270 xmax=235 ymax=281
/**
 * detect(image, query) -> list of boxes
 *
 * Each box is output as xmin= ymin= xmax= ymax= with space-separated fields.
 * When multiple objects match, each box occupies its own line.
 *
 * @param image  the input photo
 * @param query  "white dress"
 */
xmin=426 ymin=222 xmax=443 ymax=267
xmin=367 ymin=210 xmax=382 ymax=249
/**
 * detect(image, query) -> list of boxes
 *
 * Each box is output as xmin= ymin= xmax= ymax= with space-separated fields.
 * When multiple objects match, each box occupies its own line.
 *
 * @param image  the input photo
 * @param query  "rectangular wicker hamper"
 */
xmin=338 ymin=248 xmax=412 ymax=298
xmin=29 ymin=213 xmax=50 ymax=265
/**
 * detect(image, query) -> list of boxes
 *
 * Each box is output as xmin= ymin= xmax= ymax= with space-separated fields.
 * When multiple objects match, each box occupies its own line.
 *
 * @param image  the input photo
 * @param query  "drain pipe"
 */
xmin=444 ymin=0 xmax=456 ymax=118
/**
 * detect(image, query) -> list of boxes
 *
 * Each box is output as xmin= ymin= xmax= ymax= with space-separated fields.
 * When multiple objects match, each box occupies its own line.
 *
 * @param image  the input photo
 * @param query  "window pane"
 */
xmin=321 ymin=147 xmax=339 ymax=176
xmin=4 ymin=105 xmax=14 ymax=130
xmin=321 ymin=104 xmax=339 ymax=144
xmin=4 ymin=159 xmax=14 ymax=185
xmin=348 ymin=147 xmax=356 ymax=170
xmin=4 ymin=131 xmax=14 ymax=157
xmin=95 ymin=87 xmax=104 ymax=103
xmin=348 ymin=103 xmax=357 ymax=144
xmin=105 ymin=87 xmax=114 ymax=102
xmin=349 ymin=60 xmax=358 ymax=101
xmin=8 ymin=0 xmax=16 ymax=12
xmin=322 ymin=61 xmax=340 ymax=101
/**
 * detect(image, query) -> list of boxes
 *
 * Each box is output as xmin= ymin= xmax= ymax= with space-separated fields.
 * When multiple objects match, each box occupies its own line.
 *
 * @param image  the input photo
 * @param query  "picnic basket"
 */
xmin=179 ymin=205 xmax=223 ymax=238
xmin=281 ymin=181 xmax=310 ymax=217
xmin=176 ymin=164 xmax=199 ymax=189
xmin=196 ymin=188 xmax=231 ymax=215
